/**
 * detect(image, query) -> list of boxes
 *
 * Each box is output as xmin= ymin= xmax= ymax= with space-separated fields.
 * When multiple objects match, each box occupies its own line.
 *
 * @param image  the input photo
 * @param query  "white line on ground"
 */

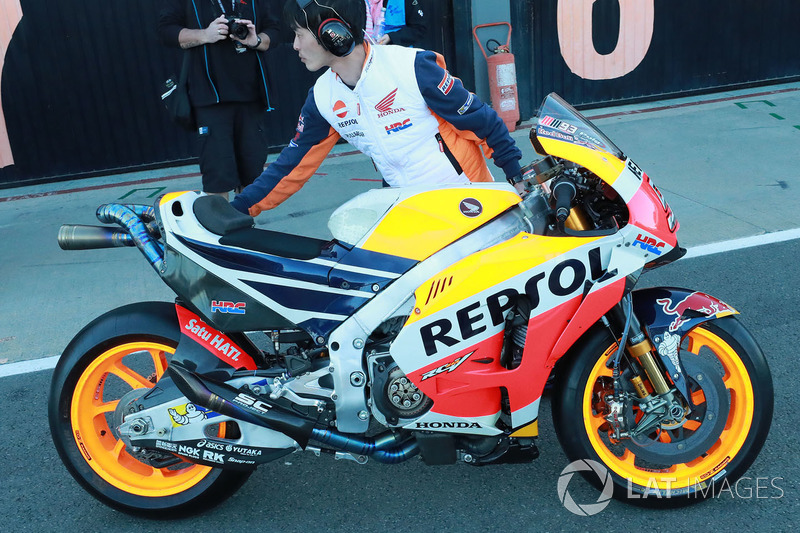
xmin=683 ymin=228 xmax=800 ymax=259
xmin=0 ymin=355 xmax=59 ymax=378
xmin=2 ymin=228 xmax=799 ymax=379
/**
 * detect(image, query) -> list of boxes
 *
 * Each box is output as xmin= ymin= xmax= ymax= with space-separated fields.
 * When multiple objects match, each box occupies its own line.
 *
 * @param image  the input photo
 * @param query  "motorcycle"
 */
xmin=49 ymin=94 xmax=773 ymax=516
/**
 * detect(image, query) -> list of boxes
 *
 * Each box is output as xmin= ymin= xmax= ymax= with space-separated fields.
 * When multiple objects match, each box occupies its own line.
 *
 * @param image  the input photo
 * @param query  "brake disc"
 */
xmin=622 ymin=355 xmax=730 ymax=464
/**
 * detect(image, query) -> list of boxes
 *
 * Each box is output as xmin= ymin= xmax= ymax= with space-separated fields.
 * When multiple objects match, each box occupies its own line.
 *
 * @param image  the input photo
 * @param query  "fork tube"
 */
xmin=564 ymin=205 xmax=592 ymax=231
xmin=627 ymin=334 xmax=671 ymax=395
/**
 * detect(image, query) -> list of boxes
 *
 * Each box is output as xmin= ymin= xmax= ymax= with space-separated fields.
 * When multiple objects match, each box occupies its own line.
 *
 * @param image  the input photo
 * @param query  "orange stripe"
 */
xmin=248 ymin=128 xmax=340 ymax=216
xmin=430 ymin=53 xmax=493 ymax=182
xmin=434 ymin=116 xmax=493 ymax=182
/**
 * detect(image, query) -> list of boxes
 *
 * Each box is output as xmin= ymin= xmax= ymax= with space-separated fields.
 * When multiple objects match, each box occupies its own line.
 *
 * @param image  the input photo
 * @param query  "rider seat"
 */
xmin=193 ymin=195 xmax=329 ymax=260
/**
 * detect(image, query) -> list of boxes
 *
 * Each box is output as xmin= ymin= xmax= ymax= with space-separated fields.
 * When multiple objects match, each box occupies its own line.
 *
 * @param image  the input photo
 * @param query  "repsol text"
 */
xmin=420 ymin=247 xmax=605 ymax=356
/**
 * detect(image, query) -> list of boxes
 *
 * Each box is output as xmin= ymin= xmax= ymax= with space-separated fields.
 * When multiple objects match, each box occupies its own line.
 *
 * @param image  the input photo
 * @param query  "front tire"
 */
xmin=552 ymin=317 xmax=773 ymax=504
xmin=48 ymin=302 xmax=250 ymax=517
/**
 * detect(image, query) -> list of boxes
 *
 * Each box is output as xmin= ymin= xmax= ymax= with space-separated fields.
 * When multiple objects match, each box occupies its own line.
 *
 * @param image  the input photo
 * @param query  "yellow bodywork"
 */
xmin=537 ymin=136 xmax=626 ymax=184
xmin=406 ymin=233 xmax=600 ymax=325
xmin=360 ymin=188 xmax=521 ymax=261
xmin=510 ymin=419 xmax=539 ymax=438
xmin=159 ymin=191 xmax=188 ymax=204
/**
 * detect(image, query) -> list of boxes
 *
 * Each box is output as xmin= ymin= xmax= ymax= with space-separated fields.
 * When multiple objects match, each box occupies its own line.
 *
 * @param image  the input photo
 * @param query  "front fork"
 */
xmin=604 ymin=299 xmax=684 ymax=439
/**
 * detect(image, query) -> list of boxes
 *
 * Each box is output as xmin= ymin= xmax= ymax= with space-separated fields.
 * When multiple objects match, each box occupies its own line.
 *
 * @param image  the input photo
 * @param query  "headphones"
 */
xmin=296 ymin=0 xmax=355 ymax=57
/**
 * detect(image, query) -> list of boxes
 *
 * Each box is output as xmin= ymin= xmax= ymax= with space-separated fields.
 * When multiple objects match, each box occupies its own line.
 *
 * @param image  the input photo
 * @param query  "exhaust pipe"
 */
xmin=310 ymin=428 xmax=419 ymax=464
xmin=57 ymin=225 xmax=135 ymax=250
xmin=167 ymin=362 xmax=316 ymax=448
xmin=167 ymin=362 xmax=419 ymax=463
xmin=95 ymin=204 xmax=163 ymax=272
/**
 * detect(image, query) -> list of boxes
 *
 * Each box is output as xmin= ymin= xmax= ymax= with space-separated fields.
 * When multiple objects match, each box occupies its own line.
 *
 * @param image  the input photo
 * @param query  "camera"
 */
xmin=227 ymin=19 xmax=249 ymax=40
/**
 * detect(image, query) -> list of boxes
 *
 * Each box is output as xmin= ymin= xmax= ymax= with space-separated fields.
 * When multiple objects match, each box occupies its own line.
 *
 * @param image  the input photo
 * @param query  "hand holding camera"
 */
xmin=205 ymin=15 xmax=256 ymax=49
xmin=226 ymin=17 xmax=251 ymax=41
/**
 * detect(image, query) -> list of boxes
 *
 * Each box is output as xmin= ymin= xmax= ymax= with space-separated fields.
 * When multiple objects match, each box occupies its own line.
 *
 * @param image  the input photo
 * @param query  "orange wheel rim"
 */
xmin=70 ymin=341 xmax=214 ymax=496
xmin=582 ymin=326 xmax=754 ymax=490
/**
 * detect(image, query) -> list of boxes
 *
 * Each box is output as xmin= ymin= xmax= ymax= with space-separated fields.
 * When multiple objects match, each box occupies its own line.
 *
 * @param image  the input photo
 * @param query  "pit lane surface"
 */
xmin=1 ymin=240 xmax=796 ymax=532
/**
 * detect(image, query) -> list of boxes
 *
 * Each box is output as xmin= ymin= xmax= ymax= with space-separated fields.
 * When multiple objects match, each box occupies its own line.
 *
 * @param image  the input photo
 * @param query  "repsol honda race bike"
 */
xmin=49 ymin=94 xmax=773 ymax=516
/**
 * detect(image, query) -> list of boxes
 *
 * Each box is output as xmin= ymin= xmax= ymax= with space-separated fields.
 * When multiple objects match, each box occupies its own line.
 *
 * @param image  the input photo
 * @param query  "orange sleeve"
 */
xmin=248 ymin=128 xmax=340 ymax=216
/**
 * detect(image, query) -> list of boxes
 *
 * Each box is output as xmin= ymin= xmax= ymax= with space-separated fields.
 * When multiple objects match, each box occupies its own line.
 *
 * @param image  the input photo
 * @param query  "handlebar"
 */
xmin=552 ymin=180 xmax=576 ymax=222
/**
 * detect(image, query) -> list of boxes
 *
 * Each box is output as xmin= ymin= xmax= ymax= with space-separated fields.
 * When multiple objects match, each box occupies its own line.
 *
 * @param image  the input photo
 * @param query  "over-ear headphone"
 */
xmin=296 ymin=0 xmax=355 ymax=57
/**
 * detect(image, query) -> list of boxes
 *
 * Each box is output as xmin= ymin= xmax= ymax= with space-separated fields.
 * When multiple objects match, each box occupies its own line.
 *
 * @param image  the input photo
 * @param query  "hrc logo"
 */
xmin=633 ymin=234 xmax=665 ymax=255
xmin=211 ymin=300 xmax=246 ymax=314
xmin=385 ymin=119 xmax=412 ymax=135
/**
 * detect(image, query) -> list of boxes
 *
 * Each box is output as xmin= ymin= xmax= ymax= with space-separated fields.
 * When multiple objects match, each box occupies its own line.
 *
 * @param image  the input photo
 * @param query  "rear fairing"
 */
xmin=157 ymin=191 xmax=415 ymax=338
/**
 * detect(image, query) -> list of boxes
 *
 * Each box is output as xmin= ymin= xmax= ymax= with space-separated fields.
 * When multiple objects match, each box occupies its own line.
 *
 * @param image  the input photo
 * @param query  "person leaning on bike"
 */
xmin=158 ymin=0 xmax=282 ymax=200
xmin=231 ymin=0 xmax=522 ymax=217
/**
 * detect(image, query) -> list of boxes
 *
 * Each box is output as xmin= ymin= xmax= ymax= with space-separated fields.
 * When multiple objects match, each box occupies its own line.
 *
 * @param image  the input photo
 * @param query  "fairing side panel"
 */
xmin=391 ymin=233 xmax=617 ymax=429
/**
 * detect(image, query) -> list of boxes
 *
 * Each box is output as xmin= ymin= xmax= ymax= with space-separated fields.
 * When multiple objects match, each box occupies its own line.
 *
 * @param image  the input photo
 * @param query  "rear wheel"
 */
xmin=552 ymin=317 xmax=773 ymax=504
xmin=48 ymin=302 xmax=250 ymax=517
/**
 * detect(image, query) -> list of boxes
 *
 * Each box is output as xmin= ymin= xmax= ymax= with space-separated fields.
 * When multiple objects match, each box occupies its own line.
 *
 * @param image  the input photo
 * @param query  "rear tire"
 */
xmin=48 ymin=302 xmax=250 ymax=517
xmin=552 ymin=317 xmax=773 ymax=505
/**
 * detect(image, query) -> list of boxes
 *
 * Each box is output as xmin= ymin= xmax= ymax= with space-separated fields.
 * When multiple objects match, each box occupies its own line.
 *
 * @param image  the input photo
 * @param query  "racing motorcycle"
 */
xmin=49 ymin=94 xmax=773 ymax=516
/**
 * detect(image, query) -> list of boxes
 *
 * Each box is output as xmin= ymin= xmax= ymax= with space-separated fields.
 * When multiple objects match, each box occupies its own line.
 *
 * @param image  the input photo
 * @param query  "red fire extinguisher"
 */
xmin=472 ymin=22 xmax=520 ymax=132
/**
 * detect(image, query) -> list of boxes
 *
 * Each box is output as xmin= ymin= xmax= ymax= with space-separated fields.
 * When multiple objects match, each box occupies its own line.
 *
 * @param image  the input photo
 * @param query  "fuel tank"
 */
xmin=328 ymin=183 xmax=522 ymax=261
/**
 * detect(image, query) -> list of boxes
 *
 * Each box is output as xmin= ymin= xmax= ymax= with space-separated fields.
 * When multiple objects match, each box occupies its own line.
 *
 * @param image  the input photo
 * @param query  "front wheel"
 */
xmin=48 ymin=302 xmax=250 ymax=517
xmin=552 ymin=316 xmax=773 ymax=504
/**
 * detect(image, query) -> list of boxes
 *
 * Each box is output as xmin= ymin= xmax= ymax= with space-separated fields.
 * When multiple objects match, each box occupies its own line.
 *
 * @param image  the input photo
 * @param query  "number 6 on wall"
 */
xmin=557 ymin=0 xmax=654 ymax=80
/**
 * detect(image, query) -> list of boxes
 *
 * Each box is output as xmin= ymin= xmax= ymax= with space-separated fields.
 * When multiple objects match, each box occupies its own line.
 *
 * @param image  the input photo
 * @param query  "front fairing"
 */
xmin=530 ymin=93 xmax=626 ymax=184
xmin=531 ymin=93 xmax=680 ymax=256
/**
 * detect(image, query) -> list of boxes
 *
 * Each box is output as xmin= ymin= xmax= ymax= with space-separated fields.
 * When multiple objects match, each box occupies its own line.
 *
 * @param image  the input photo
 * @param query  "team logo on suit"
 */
xmin=376 ymin=89 xmax=405 ymax=117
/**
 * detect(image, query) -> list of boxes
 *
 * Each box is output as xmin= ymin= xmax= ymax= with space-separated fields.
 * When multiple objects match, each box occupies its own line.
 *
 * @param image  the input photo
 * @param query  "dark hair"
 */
xmin=283 ymin=0 xmax=365 ymax=45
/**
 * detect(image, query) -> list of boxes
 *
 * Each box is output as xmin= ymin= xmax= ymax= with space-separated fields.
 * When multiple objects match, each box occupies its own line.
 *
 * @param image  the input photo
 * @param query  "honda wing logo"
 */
xmin=376 ymin=89 xmax=405 ymax=117
xmin=459 ymin=198 xmax=483 ymax=217
xmin=375 ymin=89 xmax=398 ymax=112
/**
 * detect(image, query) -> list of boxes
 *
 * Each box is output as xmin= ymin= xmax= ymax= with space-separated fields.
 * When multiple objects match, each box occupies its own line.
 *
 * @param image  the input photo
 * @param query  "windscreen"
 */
xmin=532 ymin=93 xmax=624 ymax=160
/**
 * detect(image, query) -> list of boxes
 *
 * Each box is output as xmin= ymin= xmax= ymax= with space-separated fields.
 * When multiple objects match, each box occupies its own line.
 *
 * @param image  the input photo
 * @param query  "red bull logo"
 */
xmin=656 ymin=292 xmax=736 ymax=332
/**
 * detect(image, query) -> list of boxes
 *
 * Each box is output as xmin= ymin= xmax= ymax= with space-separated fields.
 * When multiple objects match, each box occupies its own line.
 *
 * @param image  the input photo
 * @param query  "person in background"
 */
xmin=365 ymin=0 xmax=426 ymax=47
xmin=231 ymin=0 xmax=521 ymax=217
xmin=158 ymin=0 xmax=282 ymax=200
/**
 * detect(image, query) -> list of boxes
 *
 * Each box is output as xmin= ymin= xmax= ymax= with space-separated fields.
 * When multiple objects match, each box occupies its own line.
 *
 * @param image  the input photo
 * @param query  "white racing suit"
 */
xmin=232 ymin=43 xmax=522 ymax=216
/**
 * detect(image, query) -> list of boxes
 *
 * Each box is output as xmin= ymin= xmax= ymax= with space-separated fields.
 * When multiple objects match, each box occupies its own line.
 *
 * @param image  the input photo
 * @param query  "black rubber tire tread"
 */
xmin=551 ymin=316 xmax=773 ymax=506
xmin=48 ymin=301 xmax=251 ymax=518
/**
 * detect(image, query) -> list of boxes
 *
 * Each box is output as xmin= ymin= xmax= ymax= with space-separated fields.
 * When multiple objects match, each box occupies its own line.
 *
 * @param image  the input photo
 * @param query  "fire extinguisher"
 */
xmin=472 ymin=22 xmax=520 ymax=132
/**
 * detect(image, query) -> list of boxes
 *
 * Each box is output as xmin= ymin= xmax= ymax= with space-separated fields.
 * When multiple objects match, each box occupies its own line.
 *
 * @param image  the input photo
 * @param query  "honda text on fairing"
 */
xmin=49 ymin=94 xmax=773 ymax=516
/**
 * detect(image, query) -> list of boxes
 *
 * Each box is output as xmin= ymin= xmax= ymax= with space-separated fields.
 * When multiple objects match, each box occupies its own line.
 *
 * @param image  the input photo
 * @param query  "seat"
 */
xmin=192 ymin=194 xmax=328 ymax=260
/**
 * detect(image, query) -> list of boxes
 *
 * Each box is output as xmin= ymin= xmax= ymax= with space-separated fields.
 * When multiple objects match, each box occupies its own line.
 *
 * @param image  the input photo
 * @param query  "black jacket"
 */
xmin=384 ymin=0 xmax=427 ymax=48
xmin=158 ymin=0 xmax=281 ymax=108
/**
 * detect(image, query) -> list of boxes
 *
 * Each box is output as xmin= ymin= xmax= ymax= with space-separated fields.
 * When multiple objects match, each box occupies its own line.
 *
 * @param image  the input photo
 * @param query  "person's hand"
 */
xmin=230 ymin=18 xmax=259 ymax=47
xmin=206 ymin=15 xmax=229 ymax=43
xmin=378 ymin=34 xmax=391 ymax=45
